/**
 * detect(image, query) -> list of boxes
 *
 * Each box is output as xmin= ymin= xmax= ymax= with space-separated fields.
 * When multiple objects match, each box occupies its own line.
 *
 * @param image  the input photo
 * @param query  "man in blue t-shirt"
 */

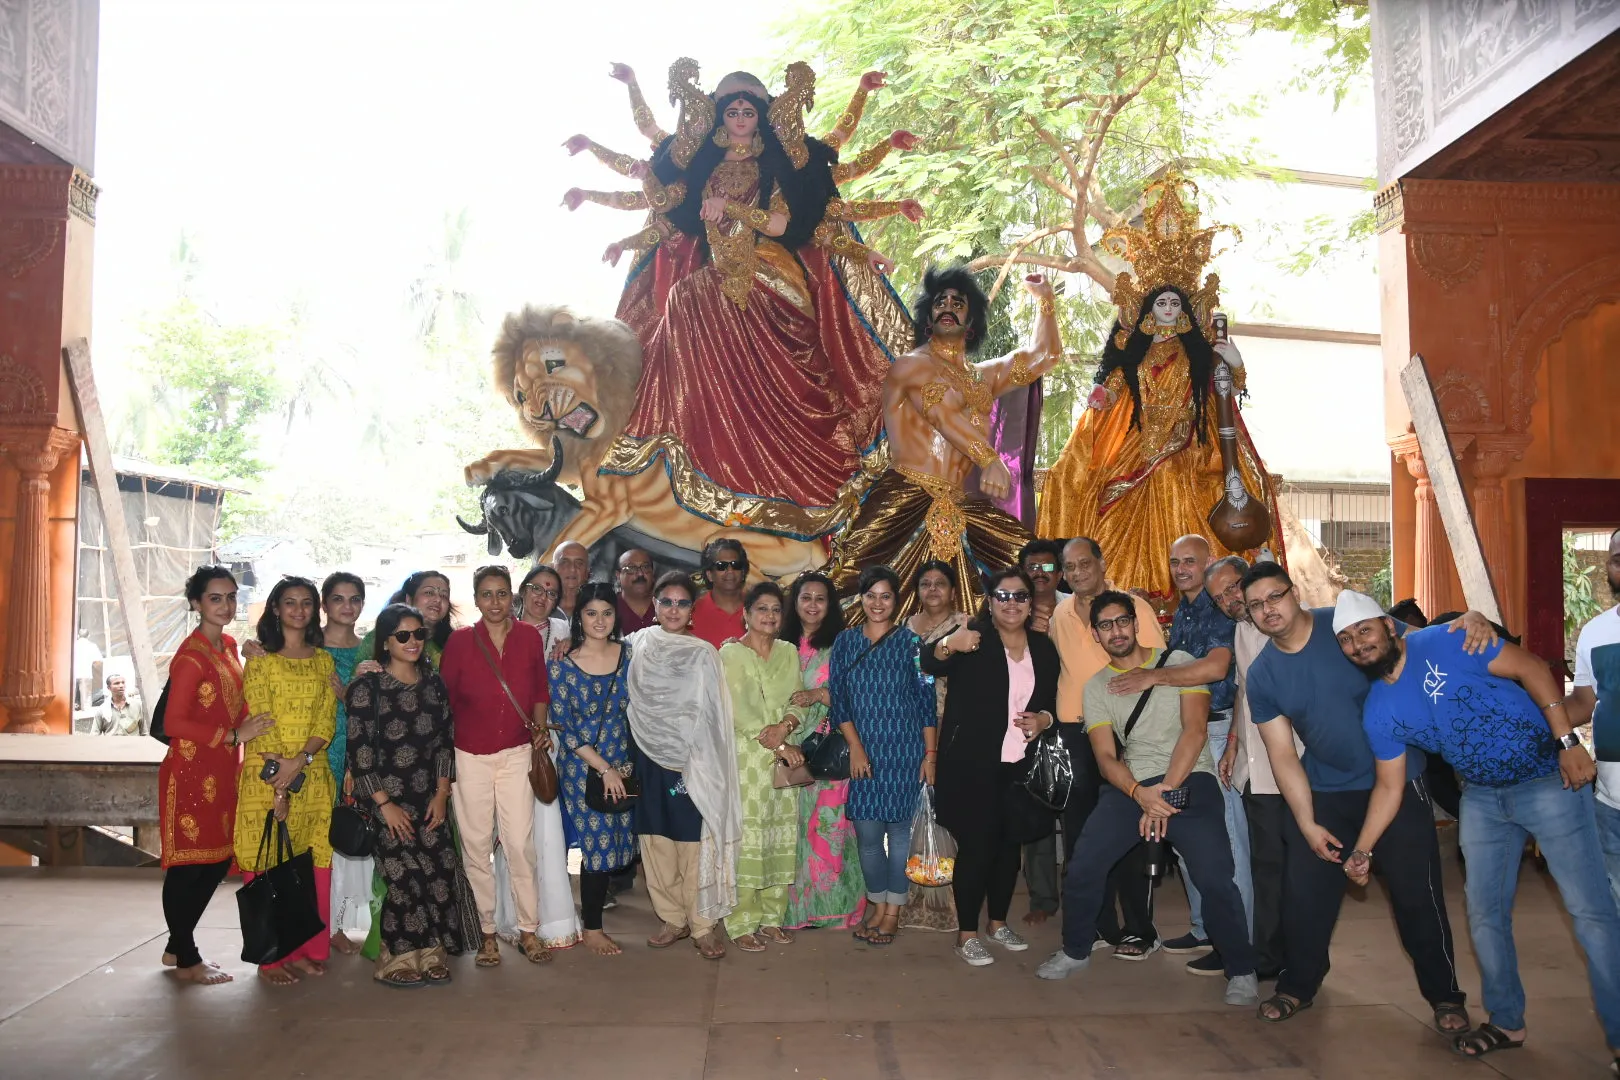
xmin=1334 ymin=589 xmax=1620 ymax=1065
xmin=1239 ymin=562 xmax=1474 ymax=1029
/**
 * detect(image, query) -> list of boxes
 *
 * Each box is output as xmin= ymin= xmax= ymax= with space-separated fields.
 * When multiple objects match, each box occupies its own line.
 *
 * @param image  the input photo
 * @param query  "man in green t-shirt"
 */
xmin=1037 ymin=590 xmax=1258 ymax=1008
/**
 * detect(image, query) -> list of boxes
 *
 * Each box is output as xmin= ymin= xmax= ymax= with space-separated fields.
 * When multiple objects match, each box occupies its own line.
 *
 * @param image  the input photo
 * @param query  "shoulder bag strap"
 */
xmin=1119 ymin=648 xmax=1173 ymax=744
xmin=845 ymin=625 xmax=901 ymax=678
xmin=472 ymin=626 xmax=534 ymax=731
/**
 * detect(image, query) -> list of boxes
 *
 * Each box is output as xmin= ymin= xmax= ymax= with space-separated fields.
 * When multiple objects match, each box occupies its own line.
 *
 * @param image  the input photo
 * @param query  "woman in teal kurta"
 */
xmin=719 ymin=583 xmax=804 ymax=951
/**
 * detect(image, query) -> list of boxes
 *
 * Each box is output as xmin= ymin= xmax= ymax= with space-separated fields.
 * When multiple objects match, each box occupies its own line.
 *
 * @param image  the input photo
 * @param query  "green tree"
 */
xmin=139 ymin=298 xmax=284 ymax=486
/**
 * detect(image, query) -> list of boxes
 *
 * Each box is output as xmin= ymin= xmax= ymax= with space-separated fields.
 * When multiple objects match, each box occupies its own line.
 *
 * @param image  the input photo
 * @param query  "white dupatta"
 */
xmin=625 ymin=626 xmax=742 ymax=922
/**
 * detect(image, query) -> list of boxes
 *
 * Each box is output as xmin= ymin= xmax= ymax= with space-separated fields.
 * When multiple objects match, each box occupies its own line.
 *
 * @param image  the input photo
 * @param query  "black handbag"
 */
xmin=237 ymin=810 xmax=326 ymax=965
xmin=149 ymin=679 xmax=172 ymax=744
xmin=804 ymin=625 xmax=900 ymax=781
xmin=585 ymin=765 xmax=641 ymax=813
xmin=1021 ymin=723 xmax=1074 ymax=811
xmin=328 ymin=801 xmax=379 ymax=859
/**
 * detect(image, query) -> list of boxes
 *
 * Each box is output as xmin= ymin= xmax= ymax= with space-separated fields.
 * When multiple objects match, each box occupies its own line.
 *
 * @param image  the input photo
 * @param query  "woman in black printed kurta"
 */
xmin=346 ymin=604 xmax=479 ymax=988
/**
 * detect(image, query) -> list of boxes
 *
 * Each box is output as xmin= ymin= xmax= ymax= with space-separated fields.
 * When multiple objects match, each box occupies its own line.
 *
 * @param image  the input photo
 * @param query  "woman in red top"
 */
xmin=439 ymin=564 xmax=553 ymax=967
xmin=158 ymin=566 xmax=273 ymax=984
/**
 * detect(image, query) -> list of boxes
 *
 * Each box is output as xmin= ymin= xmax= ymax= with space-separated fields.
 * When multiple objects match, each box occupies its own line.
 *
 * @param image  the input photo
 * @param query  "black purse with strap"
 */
xmin=581 ymin=658 xmax=639 ymax=813
xmin=328 ymin=674 xmax=382 ymax=859
xmin=801 ymin=625 xmax=900 ymax=781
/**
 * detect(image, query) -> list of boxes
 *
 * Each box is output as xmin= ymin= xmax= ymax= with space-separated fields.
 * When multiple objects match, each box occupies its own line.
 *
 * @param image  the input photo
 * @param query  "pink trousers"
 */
xmin=242 ymin=866 xmax=332 ymax=970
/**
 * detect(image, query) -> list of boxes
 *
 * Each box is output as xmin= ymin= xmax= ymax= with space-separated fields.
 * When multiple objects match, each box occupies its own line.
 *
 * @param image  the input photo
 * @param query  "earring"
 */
xmin=1174 ymin=312 xmax=1193 ymax=334
xmin=712 ymin=128 xmax=731 ymax=149
xmin=1139 ymin=312 xmax=1158 ymax=335
xmin=750 ymin=132 xmax=764 ymax=155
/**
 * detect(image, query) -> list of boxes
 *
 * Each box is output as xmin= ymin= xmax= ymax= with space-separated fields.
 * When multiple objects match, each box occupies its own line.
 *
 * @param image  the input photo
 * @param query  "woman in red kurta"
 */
xmin=158 ymin=566 xmax=272 ymax=985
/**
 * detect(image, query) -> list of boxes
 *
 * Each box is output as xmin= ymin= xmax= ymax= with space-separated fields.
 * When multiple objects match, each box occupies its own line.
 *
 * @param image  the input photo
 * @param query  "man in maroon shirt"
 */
xmin=691 ymin=539 xmax=748 ymax=648
xmin=439 ymin=566 xmax=553 ymax=967
xmin=615 ymin=548 xmax=658 ymax=633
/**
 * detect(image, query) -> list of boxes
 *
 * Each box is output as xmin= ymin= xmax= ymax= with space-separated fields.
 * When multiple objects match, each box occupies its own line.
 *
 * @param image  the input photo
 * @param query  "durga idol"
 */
xmin=1036 ymin=173 xmax=1283 ymax=605
xmin=562 ymin=60 xmax=922 ymax=546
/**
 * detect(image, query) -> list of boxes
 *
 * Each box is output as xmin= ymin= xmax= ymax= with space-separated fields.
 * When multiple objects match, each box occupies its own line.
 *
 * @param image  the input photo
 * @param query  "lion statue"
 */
xmin=463 ymin=304 xmax=826 ymax=578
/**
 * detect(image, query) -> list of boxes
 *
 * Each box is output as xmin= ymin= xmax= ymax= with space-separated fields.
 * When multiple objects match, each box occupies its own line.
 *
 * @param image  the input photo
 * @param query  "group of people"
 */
xmin=152 ymin=525 xmax=1620 ymax=1069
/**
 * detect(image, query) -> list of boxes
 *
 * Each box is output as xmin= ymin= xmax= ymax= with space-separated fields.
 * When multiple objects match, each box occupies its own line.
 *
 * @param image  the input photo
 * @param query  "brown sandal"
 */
xmin=518 ymin=932 xmax=553 ymax=964
xmin=759 ymin=926 xmax=795 ymax=945
xmin=375 ymin=969 xmax=425 ymax=989
xmin=694 ymin=930 xmax=727 ymax=960
xmin=475 ymin=934 xmax=501 ymax=968
xmin=646 ymin=923 xmax=691 ymax=949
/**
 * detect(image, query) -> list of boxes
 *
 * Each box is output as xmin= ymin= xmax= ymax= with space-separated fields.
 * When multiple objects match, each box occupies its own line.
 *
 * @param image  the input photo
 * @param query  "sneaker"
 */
xmin=1035 ymin=949 xmax=1091 ymax=980
xmin=1224 ymin=973 xmax=1260 ymax=1007
xmin=989 ymin=926 xmax=1030 ymax=952
xmin=1162 ymin=932 xmax=1211 ymax=953
xmin=1090 ymin=938 xmax=1115 ymax=952
xmin=1186 ymin=950 xmax=1226 ymax=977
xmin=1111 ymin=934 xmax=1161 ymax=962
xmin=601 ymin=895 xmax=619 ymax=912
xmin=955 ymin=937 xmax=995 ymax=967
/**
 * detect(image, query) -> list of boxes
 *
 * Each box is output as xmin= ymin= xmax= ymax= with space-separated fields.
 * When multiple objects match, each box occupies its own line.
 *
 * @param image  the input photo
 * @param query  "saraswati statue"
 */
xmin=1036 ymin=172 xmax=1282 ymax=605
xmin=494 ymin=59 xmax=921 ymax=572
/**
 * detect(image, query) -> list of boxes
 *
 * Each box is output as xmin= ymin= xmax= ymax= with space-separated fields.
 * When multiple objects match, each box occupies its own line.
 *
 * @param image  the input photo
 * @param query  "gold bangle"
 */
xmin=1038 ymin=296 xmax=1055 ymax=316
xmin=966 ymin=439 xmax=997 ymax=468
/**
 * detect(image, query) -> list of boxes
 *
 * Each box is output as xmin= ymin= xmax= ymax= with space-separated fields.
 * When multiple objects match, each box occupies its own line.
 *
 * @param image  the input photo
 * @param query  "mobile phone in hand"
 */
xmin=1162 ymin=787 xmax=1189 ymax=810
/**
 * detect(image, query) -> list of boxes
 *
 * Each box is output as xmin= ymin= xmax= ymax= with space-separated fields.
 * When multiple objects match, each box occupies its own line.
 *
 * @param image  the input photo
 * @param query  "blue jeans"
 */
xmin=1459 ymin=773 xmax=1620 ymax=1046
xmin=1598 ymin=797 xmax=1620 ymax=915
xmin=854 ymin=817 xmax=912 ymax=906
xmin=1180 ymin=716 xmax=1253 ymax=939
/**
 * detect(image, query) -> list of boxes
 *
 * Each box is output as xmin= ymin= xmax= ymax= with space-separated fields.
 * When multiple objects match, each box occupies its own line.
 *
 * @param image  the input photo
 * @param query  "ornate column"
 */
xmin=1389 ymin=433 xmax=1462 ymax=620
xmin=0 ymin=426 xmax=81 ymax=732
xmin=1469 ymin=434 xmax=1530 ymax=632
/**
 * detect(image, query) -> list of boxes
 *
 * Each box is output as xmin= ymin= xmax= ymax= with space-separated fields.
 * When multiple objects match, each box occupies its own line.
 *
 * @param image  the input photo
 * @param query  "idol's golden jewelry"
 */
xmin=920 ymin=382 xmax=949 ymax=413
xmin=724 ymin=203 xmax=771 ymax=230
xmin=832 ymin=139 xmax=892 ymax=185
xmin=1038 ymin=296 xmax=1056 ymax=316
xmin=1174 ymin=311 xmax=1193 ymax=334
xmin=1007 ymin=354 xmax=1037 ymax=387
xmin=712 ymin=127 xmax=731 ymax=149
xmin=823 ymin=83 xmax=871 ymax=150
xmin=1139 ymin=312 xmax=1159 ymax=335
xmin=1104 ymin=172 xmax=1238 ymax=337
xmin=965 ymin=439 xmax=998 ymax=469
xmin=767 ymin=61 xmax=815 ymax=169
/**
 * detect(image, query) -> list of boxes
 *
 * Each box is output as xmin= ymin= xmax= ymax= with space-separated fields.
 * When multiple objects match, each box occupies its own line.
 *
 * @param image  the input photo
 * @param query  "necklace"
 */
xmin=930 ymin=340 xmax=992 ymax=419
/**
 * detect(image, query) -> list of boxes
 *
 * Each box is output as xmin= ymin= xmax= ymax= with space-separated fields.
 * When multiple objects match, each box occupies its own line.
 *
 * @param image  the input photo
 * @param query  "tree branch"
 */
xmin=978 ymin=224 xmax=1068 ymax=304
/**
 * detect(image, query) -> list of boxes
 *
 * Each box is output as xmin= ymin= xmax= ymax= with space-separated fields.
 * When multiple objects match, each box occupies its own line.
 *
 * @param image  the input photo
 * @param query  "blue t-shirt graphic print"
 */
xmin=1362 ymin=625 xmax=1558 ymax=787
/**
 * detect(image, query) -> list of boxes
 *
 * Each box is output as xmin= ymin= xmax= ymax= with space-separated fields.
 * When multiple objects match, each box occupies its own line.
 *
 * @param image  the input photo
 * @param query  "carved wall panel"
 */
xmin=0 ymin=0 xmax=97 ymax=170
xmin=1409 ymin=232 xmax=1486 ymax=292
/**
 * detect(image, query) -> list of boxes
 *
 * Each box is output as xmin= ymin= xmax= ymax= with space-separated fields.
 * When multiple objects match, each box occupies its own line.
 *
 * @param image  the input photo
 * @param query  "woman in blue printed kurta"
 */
xmin=552 ymin=582 xmax=638 ymax=956
xmin=832 ymin=566 xmax=937 ymax=946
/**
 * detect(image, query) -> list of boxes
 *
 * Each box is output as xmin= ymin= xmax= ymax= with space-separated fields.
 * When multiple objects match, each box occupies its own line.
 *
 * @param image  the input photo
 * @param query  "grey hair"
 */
xmin=1204 ymin=555 xmax=1250 ymax=584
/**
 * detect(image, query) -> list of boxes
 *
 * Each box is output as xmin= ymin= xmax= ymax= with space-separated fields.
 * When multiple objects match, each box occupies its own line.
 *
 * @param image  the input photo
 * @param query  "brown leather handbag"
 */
xmin=472 ymin=628 xmax=558 ymax=804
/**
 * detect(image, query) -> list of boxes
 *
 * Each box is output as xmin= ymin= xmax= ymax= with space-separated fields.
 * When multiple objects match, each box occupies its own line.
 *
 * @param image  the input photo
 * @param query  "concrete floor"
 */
xmin=0 ymin=844 xmax=1612 ymax=1079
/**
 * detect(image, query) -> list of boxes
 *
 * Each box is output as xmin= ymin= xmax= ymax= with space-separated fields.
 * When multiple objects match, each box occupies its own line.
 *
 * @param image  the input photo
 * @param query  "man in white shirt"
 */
xmin=1214 ymin=556 xmax=1303 ymax=982
xmin=1570 ymin=527 xmax=1620 ymax=907
xmin=92 ymin=675 xmax=145 ymax=736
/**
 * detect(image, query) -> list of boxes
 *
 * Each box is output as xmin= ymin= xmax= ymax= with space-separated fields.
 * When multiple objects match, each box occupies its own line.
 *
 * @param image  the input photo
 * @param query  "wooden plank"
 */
xmin=1398 ymin=353 xmax=1503 ymax=623
xmin=62 ymin=339 xmax=164 ymax=716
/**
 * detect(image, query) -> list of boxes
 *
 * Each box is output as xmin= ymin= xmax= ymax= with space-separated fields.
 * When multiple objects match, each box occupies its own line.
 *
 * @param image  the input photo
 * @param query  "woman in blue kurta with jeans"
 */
xmin=833 ymin=565 xmax=937 ymax=946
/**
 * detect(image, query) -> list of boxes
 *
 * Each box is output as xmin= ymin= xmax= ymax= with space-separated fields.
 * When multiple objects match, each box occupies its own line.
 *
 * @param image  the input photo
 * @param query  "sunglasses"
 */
xmin=656 ymin=597 xmax=695 ymax=610
xmin=709 ymin=559 xmax=746 ymax=573
xmin=1025 ymin=562 xmax=1057 ymax=573
xmin=390 ymin=628 xmax=430 ymax=644
xmin=991 ymin=589 xmax=1032 ymax=604
xmin=618 ymin=563 xmax=653 ymax=574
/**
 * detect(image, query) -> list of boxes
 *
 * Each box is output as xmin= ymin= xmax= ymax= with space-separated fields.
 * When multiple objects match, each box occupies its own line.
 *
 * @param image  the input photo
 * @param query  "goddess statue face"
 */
xmin=1150 ymin=290 xmax=1183 ymax=326
xmin=719 ymin=95 xmax=761 ymax=142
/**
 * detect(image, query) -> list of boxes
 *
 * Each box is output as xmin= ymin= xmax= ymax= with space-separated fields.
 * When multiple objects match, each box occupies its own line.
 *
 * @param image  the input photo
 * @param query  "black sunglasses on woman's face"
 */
xmin=390 ymin=628 xmax=430 ymax=643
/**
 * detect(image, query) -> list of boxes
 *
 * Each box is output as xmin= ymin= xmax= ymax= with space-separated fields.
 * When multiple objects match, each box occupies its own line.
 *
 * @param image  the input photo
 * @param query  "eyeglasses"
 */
xmin=390 ymin=628 xmax=430 ymax=644
xmin=1215 ymin=582 xmax=1244 ymax=600
xmin=991 ymin=589 xmax=1032 ymax=604
xmin=1245 ymin=588 xmax=1292 ymax=615
xmin=618 ymin=563 xmax=653 ymax=574
xmin=522 ymin=584 xmax=558 ymax=598
xmin=1025 ymin=562 xmax=1057 ymax=573
xmin=1094 ymin=613 xmax=1136 ymax=632
xmin=656 ymin=597 xmax=694 ymax=610
xmin=709 ymin=559 xmax=746 ymax=573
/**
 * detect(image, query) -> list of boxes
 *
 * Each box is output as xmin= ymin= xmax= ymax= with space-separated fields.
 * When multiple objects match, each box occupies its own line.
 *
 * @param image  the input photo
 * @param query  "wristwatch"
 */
xmin=303 ymin=751 xmax=316 ymax=766
xmin=1556 ymin=732 xmax=1583 ymax=751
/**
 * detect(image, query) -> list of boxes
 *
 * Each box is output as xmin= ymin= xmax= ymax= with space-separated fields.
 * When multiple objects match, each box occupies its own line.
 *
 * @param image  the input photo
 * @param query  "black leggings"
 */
xmin=162 ymin=858 xmax=232 ymax=968
xmin=580 ymin=871 xmax=611 ymax=931
xmin=951 ymin=764 xmax=1025 ymax=934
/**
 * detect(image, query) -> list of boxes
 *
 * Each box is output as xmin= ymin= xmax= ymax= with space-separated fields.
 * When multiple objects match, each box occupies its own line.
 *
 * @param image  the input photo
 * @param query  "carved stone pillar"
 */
xmin=1470 ymin=434 xmax=1530 ymax=632
xmin=1390 ymin=433 xmax=1455 ymax=621
xmin=0 ymin=426 xmax=82 ymax=732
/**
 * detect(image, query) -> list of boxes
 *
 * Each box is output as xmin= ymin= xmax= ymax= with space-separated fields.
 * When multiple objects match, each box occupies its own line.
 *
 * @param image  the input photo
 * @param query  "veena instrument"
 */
xmin=1205 ymin=312 xmax=1272 ymax=551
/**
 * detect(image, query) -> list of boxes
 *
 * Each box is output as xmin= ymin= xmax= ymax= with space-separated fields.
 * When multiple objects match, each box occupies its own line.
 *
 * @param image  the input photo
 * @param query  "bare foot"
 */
xmin=583 ymin=929 xmax=622 ymax=956
xmin=289 ymin=958 xmax=326 ymax=977
xmin=329 ymin=932 xmax=360 ymax=956
xmin=258 ymin=966 xmax=300 ymax=987
xmin=1023 ymin=910 xmax=1051 ymax=925
xmin=172 ymin=960 xmax=232 ymax=985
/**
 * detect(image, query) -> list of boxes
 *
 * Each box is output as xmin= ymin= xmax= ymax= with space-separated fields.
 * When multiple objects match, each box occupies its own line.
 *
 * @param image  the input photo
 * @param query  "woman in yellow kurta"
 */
xmin=719 ymin=582 xmax=805 ymax=952
xmin=1037 ymin=286 xmax=1281 ymax=607
xmin=233 ymin=576 xmax=338 ymax=985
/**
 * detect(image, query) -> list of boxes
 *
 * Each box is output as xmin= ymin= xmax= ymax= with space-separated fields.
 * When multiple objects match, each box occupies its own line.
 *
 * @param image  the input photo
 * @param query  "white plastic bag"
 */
xmin=905 ymin=785 xmax=957 ymax=886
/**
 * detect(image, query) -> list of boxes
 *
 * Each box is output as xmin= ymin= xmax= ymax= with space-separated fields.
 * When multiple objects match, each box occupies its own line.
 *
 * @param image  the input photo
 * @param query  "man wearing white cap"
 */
xmin=1239 ymin=562 xmax=1487 ymax=1029
xmin=1335 ymin=589 xmax=1620 ymax=1066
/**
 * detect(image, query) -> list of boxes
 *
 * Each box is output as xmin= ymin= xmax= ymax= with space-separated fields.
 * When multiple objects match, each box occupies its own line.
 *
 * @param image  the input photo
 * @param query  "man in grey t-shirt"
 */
xmin=1038 ymin=591 xmax=1257 ymax=1008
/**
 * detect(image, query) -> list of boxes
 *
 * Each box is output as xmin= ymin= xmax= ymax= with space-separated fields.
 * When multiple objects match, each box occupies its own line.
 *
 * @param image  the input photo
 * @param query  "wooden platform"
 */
xmin=0 ymin=848 xmax=1611 ymax=1079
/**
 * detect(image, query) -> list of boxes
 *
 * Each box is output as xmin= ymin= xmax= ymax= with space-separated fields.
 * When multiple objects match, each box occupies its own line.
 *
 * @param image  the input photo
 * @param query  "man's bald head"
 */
xmin=551 ymin=540 xmax=590 ymax=594
xmin=1168 ymin=534 xmax=1214 ymax=600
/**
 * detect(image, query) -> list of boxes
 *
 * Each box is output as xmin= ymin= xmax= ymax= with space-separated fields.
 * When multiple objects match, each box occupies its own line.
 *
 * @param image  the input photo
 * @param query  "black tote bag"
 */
xmin=237 ymin=810 xmax=326 ymax=965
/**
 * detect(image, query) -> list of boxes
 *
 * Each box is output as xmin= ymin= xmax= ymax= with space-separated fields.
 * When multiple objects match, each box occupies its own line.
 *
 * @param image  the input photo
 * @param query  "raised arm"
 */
xmin=602 ymin=217 xmax=674 ymax=267
xmin=822 ymin=71 xmax=886 ymax=150
xmin=811 ymin=220 xmax=894 ymax=276
xmin=565 ymin=188 xmax=653 ymax=212
xmin=562 ymin=135 xmax=649 ymax=179
xmin=832 ymin=131 xmax=917 ymax=185
xmin=824 ymin=197 xmax=924 ymax=224
xmin=609 ymin=63 xmax=670 ymax=147
xmin=980 ymin=275 xmax=1063 ymax=397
